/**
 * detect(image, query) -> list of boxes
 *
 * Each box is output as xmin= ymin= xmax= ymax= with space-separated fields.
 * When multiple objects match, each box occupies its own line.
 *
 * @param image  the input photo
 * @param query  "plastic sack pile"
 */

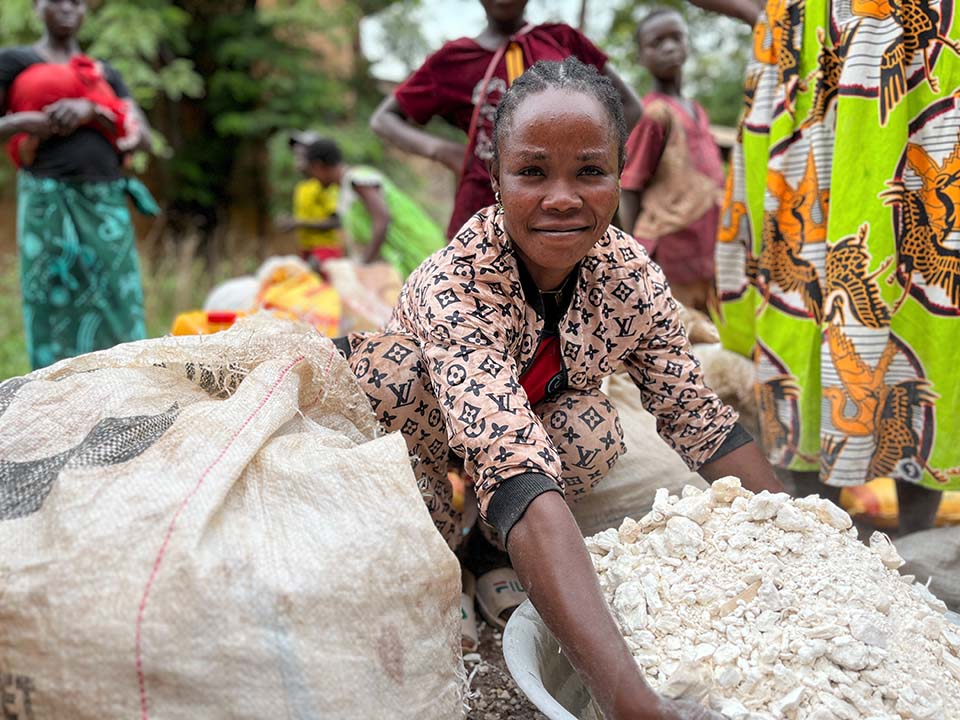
xmin=0 ymin=315 xmax=463 ymax=719
xmin=586 ymin=478 xmax=960 ymax=720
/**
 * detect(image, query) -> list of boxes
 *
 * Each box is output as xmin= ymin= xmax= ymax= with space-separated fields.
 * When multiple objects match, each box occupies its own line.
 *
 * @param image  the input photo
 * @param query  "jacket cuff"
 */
xmin=486 ymin=472 xmax=563 ymax=545
xmin=704 ymin=422 xmax=753 ymax=464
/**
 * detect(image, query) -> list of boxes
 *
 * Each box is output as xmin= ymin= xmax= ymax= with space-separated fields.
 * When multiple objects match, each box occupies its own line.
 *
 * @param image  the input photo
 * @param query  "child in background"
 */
xmin=277 ymin=131 xmax=344 ymax=270
xmin=618 ymin=8 xmax=725 ymax=313
xmin=302 ymin=138 xmax=444 ymax=279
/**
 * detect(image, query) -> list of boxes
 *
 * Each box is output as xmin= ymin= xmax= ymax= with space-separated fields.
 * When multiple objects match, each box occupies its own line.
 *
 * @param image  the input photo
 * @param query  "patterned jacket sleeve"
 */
xmin=405 ymin=266 xmax=564 ymax=522
xmin=622 ymin=260 xmax=739 ymax=468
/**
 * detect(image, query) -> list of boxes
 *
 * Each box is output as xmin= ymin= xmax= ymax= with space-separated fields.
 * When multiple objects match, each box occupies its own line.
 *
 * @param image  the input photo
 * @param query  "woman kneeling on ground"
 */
xmin=337 ymin=57 xmax=783 ymax=720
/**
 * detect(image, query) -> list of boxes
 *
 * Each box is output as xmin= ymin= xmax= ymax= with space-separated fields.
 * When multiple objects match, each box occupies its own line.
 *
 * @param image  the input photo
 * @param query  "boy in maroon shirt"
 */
xmin=370 ymin=0 xmax=642 ymax=240
xmin=618 ymin=8 xmax=726 ymax=313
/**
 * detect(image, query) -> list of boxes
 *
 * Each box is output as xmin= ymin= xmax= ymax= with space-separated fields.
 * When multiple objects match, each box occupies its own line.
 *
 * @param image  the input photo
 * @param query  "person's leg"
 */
xmin=537 ymin=387 xmax=626 ymax=504
xmin=473 ymin=385 xmax=625 ymax=550
xmin=343 ymin=332 xmax=463 ymax=548
xmin=895 ymin=481 xmax=942 ymax=536
xmin=469 ymin=386 xmax=625 ymax=627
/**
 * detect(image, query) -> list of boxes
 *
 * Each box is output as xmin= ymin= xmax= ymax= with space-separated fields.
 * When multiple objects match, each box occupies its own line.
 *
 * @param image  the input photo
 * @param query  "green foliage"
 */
xmin=605 ymin=0 xmax=752 ymax=127
xmin=81 ymin=1 xmax=202 ymax=109
xmin=0 ymin=256 xmax=30 ymax=381
xmin=0 ymin=0 xmax=203 ymax=111
xmin=0 ymin=1 xmax=42 ymax=45
xmin=373 ymin=0 xmax=429 ymax=77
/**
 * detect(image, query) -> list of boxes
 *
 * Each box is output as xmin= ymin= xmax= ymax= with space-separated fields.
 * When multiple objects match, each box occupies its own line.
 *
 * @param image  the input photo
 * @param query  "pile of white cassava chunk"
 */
xmin=585 ymin=477 xmax=960 ymax=720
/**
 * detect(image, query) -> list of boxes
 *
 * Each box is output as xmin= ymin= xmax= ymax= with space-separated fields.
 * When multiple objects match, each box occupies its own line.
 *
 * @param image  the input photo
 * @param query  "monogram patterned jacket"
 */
xmin=386 ymin=206 xmax=740 ymax=530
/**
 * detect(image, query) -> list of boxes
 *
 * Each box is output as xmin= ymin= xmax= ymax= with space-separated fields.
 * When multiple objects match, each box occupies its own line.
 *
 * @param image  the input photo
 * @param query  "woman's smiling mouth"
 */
xmin=532 ymin=225 xmax=590 ymax=234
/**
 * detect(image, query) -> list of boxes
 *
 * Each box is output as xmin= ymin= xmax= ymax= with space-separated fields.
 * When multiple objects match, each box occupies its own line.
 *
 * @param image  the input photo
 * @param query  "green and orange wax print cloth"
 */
xmin=715 ymin=0 xmax=960 ymax=490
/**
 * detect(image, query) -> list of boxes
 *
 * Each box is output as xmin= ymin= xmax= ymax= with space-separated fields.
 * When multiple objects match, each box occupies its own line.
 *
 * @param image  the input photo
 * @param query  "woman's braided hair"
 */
xmin=492 ymin=56 xmax=628 ymax=172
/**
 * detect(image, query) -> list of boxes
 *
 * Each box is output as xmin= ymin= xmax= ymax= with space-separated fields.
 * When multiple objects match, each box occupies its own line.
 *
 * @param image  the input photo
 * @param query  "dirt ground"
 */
xmin=465 ymin=622 xmax=547 ymax=720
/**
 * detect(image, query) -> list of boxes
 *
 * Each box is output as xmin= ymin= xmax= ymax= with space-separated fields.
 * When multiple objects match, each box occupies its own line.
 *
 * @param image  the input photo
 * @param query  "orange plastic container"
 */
xmin=171 ymin=310 xmax=246 ymax=336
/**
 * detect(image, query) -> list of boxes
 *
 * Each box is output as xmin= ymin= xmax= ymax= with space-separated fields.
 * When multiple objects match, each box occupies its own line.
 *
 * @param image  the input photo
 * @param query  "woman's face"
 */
xmin=479 ymin=0 xmax=529 ymax=26
xmin=36 ymin=0 xmax=86 ymax=38
xmin=492 ymin=88 xmax=620 ymax=289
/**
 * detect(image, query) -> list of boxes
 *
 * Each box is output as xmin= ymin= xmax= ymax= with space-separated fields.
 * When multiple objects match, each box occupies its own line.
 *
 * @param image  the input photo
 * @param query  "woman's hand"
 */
xmin=429 ymin=138 xmax=467 ymax=175
xmin=44 ymin=98 xmax=96 ymax=135
xmin=646 ymin=697 xmax=727 ymax=720
xmin=610 ymin=688 xmax=725 ymax=720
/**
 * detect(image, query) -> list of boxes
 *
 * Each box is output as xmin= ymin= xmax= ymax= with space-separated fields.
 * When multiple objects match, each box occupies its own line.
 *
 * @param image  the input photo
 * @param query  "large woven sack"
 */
xmin=0 ymin=315 xmax=463 ymax=719
xmin=897 ymin=526 xmax=960 ymax=613
xmin=572 ymin=374 xmax=703 ymax=537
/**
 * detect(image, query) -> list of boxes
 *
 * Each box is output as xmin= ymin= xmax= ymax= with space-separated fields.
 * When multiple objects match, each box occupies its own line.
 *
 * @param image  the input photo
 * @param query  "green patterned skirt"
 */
xmin=716 ymin=0 xmax=960 ymax=491
xmin=17 ymin=172 xmax=148 ymax=370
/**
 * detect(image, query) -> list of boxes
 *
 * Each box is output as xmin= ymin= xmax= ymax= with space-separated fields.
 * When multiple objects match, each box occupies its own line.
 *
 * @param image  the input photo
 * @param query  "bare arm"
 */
xmin=278 ymin=215 xmax=342 ymax=233
xmin=0 ymin=88 xmax=51 ymax=145
xmin=124 ymin=98 xmax=153 ymax=153
xmin=699 ymin=440 xmax=785 ymax=493
xmin=370 ymin=95 xmax=465 ymax=174
xmin=618 ymin=188 xmax=643 ymax=234
xmin=604 ymin=65 xmax=643 ymax=132
xmin=354 ymin=182 xmax=391 ymax=263
xmin=508 ymin=493 xmax=725 ymax=720
xmin=0 ymin=111 xmax=51 ymax=144
xmin=688 ymin=0 xmax=761 ymax=26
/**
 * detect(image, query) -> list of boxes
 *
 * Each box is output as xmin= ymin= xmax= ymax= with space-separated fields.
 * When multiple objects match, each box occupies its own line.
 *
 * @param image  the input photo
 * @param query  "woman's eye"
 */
xmin=580 ymin=166 xmax=605 ymax=176
xmin=519 ymin=167 xmax=544 ymax=177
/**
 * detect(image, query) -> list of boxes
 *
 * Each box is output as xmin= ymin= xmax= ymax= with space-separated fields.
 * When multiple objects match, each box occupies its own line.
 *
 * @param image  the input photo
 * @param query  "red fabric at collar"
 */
xmin=519 ymin=335 xmax=562 ymax=407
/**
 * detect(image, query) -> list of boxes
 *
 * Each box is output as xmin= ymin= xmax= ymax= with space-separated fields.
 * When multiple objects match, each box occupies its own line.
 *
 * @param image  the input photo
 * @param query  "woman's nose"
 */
xmin=541 ymin=183 xmax=582 ymax=212
xmin=660 ymin=38 xmax=680 ymax=53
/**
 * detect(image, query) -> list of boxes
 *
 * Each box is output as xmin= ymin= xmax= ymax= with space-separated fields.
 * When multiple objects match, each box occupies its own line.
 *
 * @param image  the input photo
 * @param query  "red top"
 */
xmin=393 ymin=23 xmax=607 ymax=239
xmin=5 ymin=54 xmax=130 ymax=167
xmin=518 ymin=335 xmax=563 ymax=407
xmin=621 ymin=93 xmax=724 ymax=285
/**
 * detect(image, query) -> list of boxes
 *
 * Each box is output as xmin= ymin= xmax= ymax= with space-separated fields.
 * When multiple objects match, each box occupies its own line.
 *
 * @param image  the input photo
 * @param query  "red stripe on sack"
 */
xmin=134 ymin=355 xmax=306 ymax=719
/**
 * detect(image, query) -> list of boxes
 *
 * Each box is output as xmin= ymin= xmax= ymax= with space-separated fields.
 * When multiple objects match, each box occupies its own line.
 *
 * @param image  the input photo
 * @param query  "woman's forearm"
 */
xmin=370 ymin=95 xmax=456 ymax=163
xmin=618 ymin=189 xmax=643 ymax=234
xmin=0 ymin=113 xmax=40 ymax=143
xmin=507 ymin=492 xmax=662 ymax=720
xmin=604 ymin=67 xmax=644 ymax=132
xmin=364 ymin=213 xmax=391 ymax=263
xmin=688 ymin=0 xmax=761 ymax=26
xmin=126 ymin=100 xmax=153 ymax=152
xmin=699 ymin=440 xmax=785 ymax=494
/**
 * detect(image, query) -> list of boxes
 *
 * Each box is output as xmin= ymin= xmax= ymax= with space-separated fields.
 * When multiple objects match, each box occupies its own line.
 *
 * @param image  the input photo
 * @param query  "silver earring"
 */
xmin=495 ymin=190 xmax=502 ymax=210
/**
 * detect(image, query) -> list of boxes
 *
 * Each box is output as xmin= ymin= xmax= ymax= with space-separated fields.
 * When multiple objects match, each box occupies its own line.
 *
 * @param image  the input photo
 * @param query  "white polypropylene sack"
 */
xmin=202 ymin=275 xmax=259 ymax=311
xmin=0 ymin=315 xmax=463 ymax=719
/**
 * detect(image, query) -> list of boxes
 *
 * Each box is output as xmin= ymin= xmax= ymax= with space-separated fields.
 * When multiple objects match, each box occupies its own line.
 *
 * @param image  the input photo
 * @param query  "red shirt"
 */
xmin=393 ymin=24 xmax=607 ymax=239
xmin=621 ymin=93 xmax=724 ymax=285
